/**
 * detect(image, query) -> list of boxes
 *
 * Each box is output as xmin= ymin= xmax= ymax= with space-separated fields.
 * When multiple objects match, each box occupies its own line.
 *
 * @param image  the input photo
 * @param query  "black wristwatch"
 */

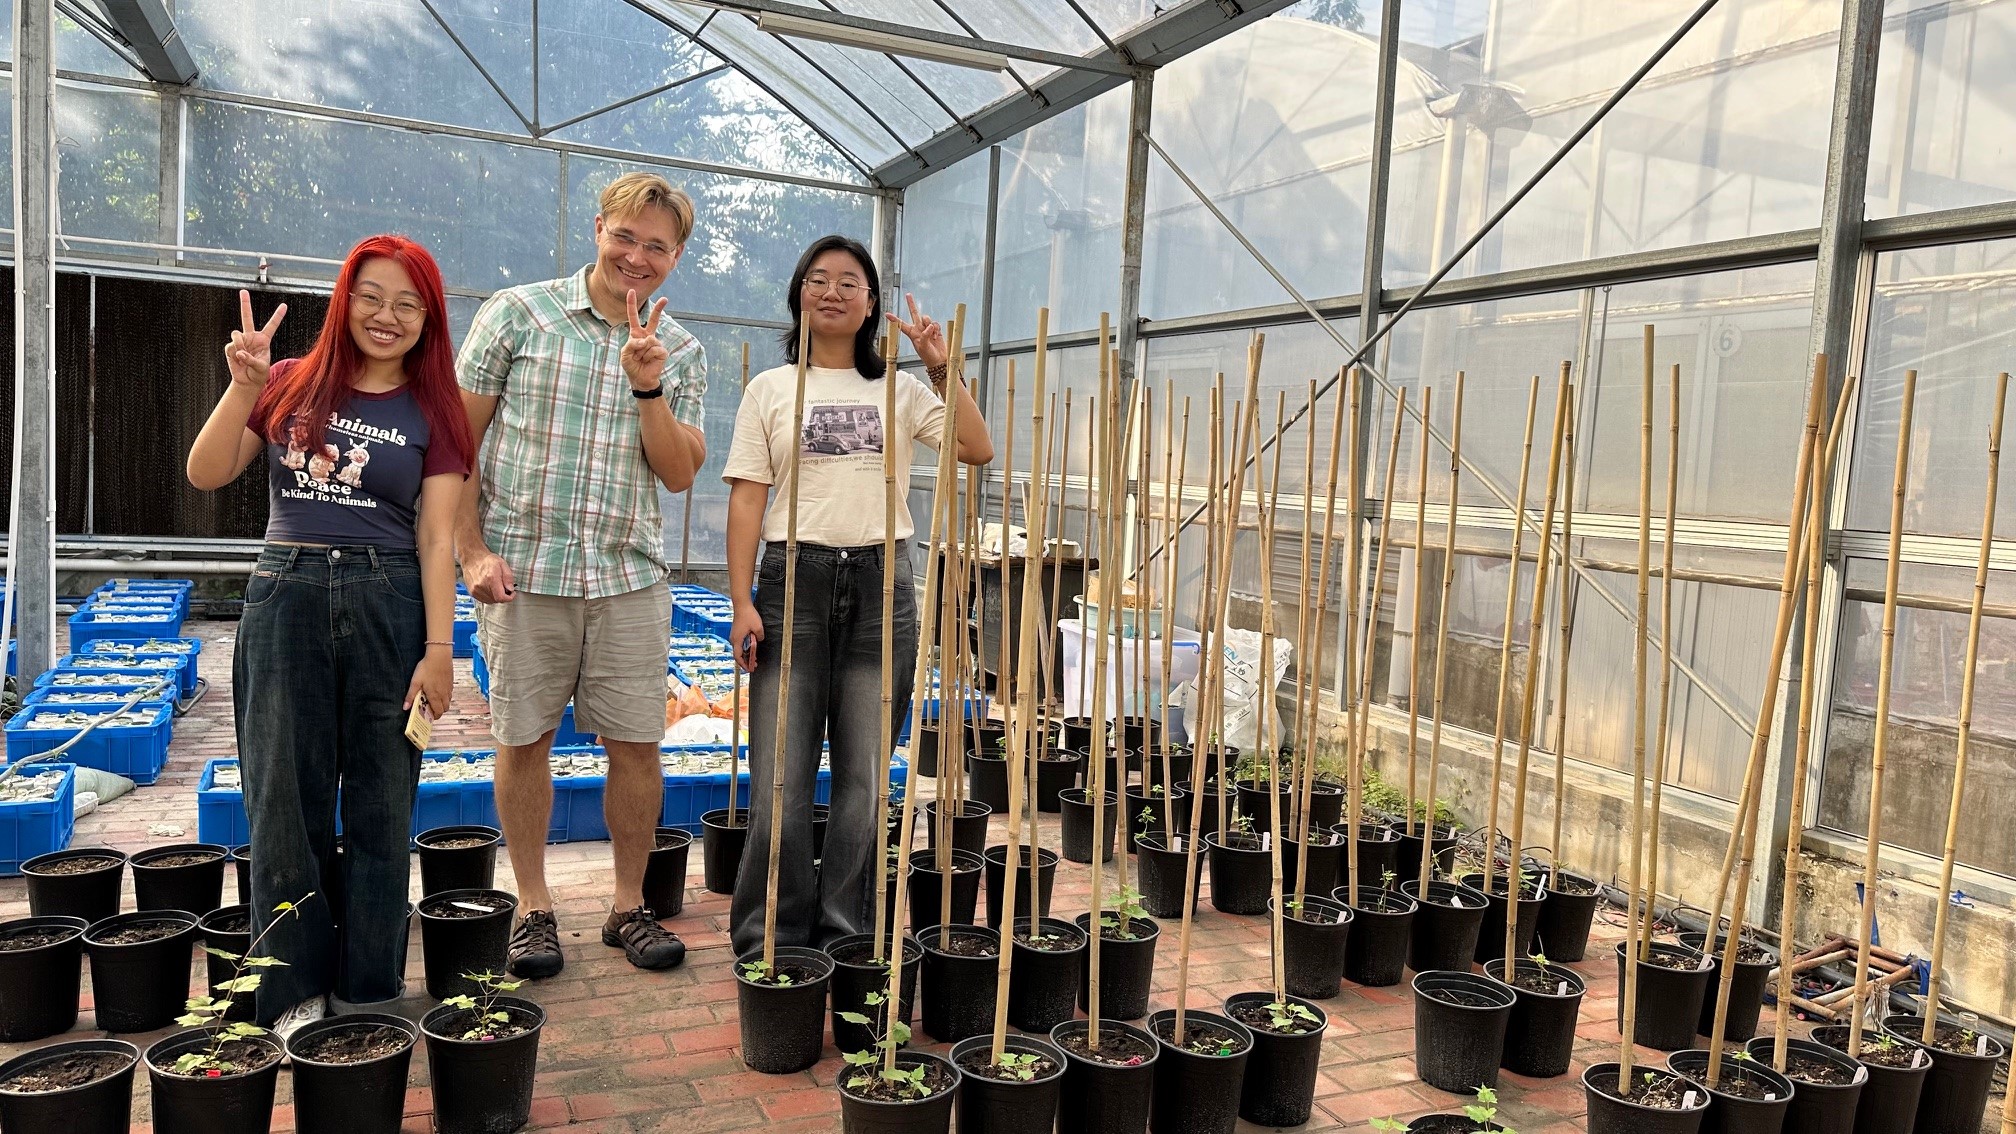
xmin=632 ymin=384 xmax=665 ymax=400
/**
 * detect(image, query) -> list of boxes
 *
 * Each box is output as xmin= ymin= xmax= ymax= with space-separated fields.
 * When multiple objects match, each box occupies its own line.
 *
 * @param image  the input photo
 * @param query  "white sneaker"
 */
xmin=272 ymin=996 xmax=327 ymax=1043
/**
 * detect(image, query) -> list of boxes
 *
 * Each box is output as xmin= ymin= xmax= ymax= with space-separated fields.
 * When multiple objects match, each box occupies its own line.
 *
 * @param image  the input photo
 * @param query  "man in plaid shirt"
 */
xmin=455 ymin=172 xmax=706 ymax=976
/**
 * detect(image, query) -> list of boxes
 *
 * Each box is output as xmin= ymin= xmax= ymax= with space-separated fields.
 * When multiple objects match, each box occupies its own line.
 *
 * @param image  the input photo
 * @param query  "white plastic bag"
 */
xmin=1182 ymin=628 xmax=1292 ymax=752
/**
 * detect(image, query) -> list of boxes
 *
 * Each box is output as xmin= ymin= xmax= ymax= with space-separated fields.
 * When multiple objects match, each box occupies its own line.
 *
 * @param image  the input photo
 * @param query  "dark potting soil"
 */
xmin=1418 ymin=987 xmax=1503 ymax=1009
xmin=1601 ymin=1073 xmax=1695 ymax=1110
xmin=1411 ymin=1119 xmax=1495 ymax=1133
xmin=828 ymin=942 xmax=895 ymax=967
xmin=1015 ymin=932 xmax=1078 ymax=952
xmin=1550 ymin=875 xmax=1598 ymax=896
xmin=1057 ymin=1029 xmax=1154 ymax=1066
xmin=934 ymin=934 xmax=999 ymax=959
xmin=1097 ymin=918 xmax=1151 ymax=942
xmin=1780 ymin=1052 xmax=1854 ymax=1086
xmin=1917 ymin=1022 xmax=1994 ymax=1055
xmin=419 ymin=896 xmax=508 ymax=919
xmin=27 ymin=855 xmax=120 ymax=876
xmin=742 ymin=963 xmax=820 ymax=988
xmin=1152 ymin=1019 xmax=1246 ymax=1057
xmin=1851 ymin=1038 xmax=1920 ymax=1067
xmin=0 ymin=1050 xmax=130 ymax=1093
xmin=653 ymin=833 xmax=685 ymax=850
xmin=140 ymin=852 xmax=223 ymax=868
xmin=422 ymin=835 xmax=493 ymax=850
xmin=434 ymin=1007 xmax=533 ymax=1042
xmin=1699 ymin=1070 xmax=1775 ymax=1100
xmin=1228 ymin=1001 xmax=1322 ymax=1036
xmin=94 ymin=919 xmax=187 ymax=945
xmin=841 ymin=1059 xmax=957 ymax=1102
xmin=0 ymin=925 xmax=82 ymax=951
xmin=1641 ymin=949 xmax=1708 ymax=972
xmin=1037 ymin=751 xmax=1078 ymax=762
xmin=208 ymin=912 xmax=252 ymax=934
xmin=159 ymin=1039 xmax=281 ymax=1078
xmin=292 ymin=1022 xmax=410 ymax=1065
xmin=1505 ymin=966 xmax=1575 ymax=994
xmin=1353 ymin=893 xmax=1411 ymax=914
xmin=956 ymin=1048 xmax=1060 ymax=1081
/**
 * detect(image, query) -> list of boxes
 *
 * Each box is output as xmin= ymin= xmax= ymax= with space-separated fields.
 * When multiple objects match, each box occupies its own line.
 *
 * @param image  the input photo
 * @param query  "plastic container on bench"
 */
xmin=80 ymin=639 xmax=202 ymax=699
xmin=0 ymin=763 xmax=76 ymax=875
xmin=6 ymin=702 xmax=173 ymax=784
xmin=68 ymin=608 xmax=183 ymax=648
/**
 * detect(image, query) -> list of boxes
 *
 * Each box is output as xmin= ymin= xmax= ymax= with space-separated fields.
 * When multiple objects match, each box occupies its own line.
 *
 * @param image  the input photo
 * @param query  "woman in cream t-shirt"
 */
xmin=722 ymin=234 xmax=994 ymax=955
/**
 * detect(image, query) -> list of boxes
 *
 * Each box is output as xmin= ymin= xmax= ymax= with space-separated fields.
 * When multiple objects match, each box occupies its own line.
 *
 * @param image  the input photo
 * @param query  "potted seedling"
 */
xmin=1371 ymin=1085 xmax=1520 ymax=1132
xmin=1491 ymin=950 xmax=1585 ymax=1079
xmin=700 ymin=541 xmax=752 ymax=897
xmin=420 ymin=970 xmax=545 ymax=1134
xmin=1668 ymin=1047 xmax=1795 ymax=1132
xmin=838 ymin=992 xmax=961 ymax=1134
xmin=1744 ymin=1033 xmax=1865 ymax=1134
xmin=416 ymin=887 xmax=518 ymax=1000
xmin=286 ymin=1005 xmax=420 ymax=1134
xmin=1880 ymin=1014 xmax=2005 ymax=1134
xmin=1811 ymin=1025 xmax=1927 ymax=1134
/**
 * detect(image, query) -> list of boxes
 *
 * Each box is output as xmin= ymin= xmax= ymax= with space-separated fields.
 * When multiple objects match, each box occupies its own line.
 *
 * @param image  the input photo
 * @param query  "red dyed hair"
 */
xmin=254 ymin=234 xmax=474 ymax=472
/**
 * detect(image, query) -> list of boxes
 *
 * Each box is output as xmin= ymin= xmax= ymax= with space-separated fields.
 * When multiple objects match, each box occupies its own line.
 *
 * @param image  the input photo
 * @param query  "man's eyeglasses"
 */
xmin=351 ymin=292 xmax=425 ymax=323
xmin=606 ymin=229 xmax=678 ymax=261
xmin=803 ymin=274 xmax=866 ymax=300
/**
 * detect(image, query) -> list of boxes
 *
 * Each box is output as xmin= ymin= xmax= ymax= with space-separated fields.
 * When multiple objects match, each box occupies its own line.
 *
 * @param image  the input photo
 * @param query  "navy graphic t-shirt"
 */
xmin=248 ymin=359 xmax=468 ymax=549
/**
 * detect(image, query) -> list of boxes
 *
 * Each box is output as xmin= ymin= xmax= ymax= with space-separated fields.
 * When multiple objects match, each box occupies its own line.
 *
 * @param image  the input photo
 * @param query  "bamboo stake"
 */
xmin=1296 ymin=373 xmax=1348 ymax=911
xmin=1160 ymin=386 xmax=1188 ymax=838
xmin=1617 ymin=331 xmax=1655 ymax=1085
xmin=946 ymin=459 xmax=980 ymax=931
xmin=1080 ymin=392 xmax=1097 ymax=737
xmin=1087 ymin=315 xmax=1117 ymax=1050
xmin=760 ymin=320 xmax=812 ymax=973
xmin=1034 ymin=390 xmax=1061 ymax=868
xmin=1114 ymin=374 xmax=1141 ymax=907
xmin=997 ymin=360 xmax=1016 ymax=756
xmin=1405 ymin=385 xmax=1433 ymax=839
xmin=1923 ymin=373 xmax=2005 ymax=1044
xmin=1640 ymin=366 xmax=1680 ymax=962
xmin=1341 ymin=372 xmax=1366 ymax=908
xmin=1548 ymin=383 xmax=1576 ymax=872
xmin=730 ymin=341 xmax=755 ymax=833
xmin=1289 ymin=380 xmax=1323 ymax=907
xmin=1774 ymin=373 xmax=1862 ymax=1070
xmin=1418 ymin=373 xmax=1465 ymax=893
xmin=1350 ymin=387 xmax=1407 ymax=902
xmin=1043 ymin=389 xmax=1072 ymax=750
xmin=1482 ymin=377 xmax=1542 ymax=897
xmin=870 ymin=329 xmax=899 ymax=968
xmin=1849 ymin=371 xmax=1917 ymax=1058
xmin=933 ymin=313 xmax=967 ymax=937
xmin=1502 ymin=369 xmax=1570 ymax=966
xmin=1173 ymin=386 xmax=1223 ymax=1042
xmin=1262 ymin=370 xmax=1287 ymax=1004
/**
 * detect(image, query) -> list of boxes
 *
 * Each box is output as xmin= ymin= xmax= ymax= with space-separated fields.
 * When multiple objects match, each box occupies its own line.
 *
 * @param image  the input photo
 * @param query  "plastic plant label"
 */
xmin=1557 ymin=981 xmax=1570 ymax=996
xmin=450 ymin=901 xmax=496 ymax=913
xmin=1978 ymin=1036 xmax=1989 ymax=1056
xmin=1682 ymin=1091 xmax=1699 ymax=1109
xmin=1764 ymin=1092 xmax=1776 ymax=1101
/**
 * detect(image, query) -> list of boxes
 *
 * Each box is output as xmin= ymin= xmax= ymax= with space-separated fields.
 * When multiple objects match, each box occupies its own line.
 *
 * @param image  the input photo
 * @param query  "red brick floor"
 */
xmin=0 ymin=622 xmax=1830 ymax=1132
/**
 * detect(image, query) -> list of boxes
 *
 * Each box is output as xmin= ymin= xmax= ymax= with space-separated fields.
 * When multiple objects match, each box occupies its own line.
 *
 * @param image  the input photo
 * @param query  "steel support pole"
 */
xmin=975 ymin=145 xmax=1002 ymax=410
xmin=873 ymin=191 xmax=902 ymax=316
xmin=10 ymin=0 xmax=57 ymax=680
xmin=1116 ymin=70 xmax=1154 ymax=402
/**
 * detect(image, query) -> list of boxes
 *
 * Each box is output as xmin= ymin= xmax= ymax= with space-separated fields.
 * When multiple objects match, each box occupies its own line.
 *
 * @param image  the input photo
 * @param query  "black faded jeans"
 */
xmin=730 ymin=541 xmax=918 ymax=955
xmin=233 ymin=545 xmax=424 ymax=1021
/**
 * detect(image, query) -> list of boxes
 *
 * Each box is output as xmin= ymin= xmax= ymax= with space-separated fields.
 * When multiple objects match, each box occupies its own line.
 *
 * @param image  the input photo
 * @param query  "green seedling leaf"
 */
xmin=201 ymin=946 xmax=243 ymax=962
xmin=839 ymin=1012 xmax=872 ymax=1026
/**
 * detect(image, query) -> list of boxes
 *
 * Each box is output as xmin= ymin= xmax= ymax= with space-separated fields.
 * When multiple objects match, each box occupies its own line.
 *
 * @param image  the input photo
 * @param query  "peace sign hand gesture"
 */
xmin=885 ymin=293 xmax=948 ymax=370
xmin=225 ymin=290 xmax=288 ymax=390
xmin=621 ymin=289 xmax=672 ymax=392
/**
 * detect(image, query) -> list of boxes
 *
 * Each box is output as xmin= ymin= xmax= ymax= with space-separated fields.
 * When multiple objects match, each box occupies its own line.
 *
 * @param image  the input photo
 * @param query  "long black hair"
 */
xmin=781 ymin=234 xmax=886 ymax=380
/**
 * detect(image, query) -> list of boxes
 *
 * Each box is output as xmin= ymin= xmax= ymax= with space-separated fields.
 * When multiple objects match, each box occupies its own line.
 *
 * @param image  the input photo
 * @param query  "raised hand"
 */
xmin=885 ymin=293 xmax=948 ymax=370
xmin=225 ymin=290 xmax=288 ymax=390
xmin=620 ymin=289 xmax=672 ymax=392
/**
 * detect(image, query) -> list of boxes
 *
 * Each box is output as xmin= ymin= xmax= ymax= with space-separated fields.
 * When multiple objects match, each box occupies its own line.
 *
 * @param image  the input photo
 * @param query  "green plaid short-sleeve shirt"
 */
xmin=457 ymin=267 xmax=707 ymax=599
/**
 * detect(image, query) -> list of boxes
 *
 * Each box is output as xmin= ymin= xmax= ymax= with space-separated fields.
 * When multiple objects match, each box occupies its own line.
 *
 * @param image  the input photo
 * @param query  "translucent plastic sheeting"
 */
xmin=1866 ymin=0 xmax=2016 ymax=218
xmin=898 ymin=153 xmax=992 ymax=323
xmin=55 ymin=83 xmax=160 ymax=247
xmin=989 ymin=91 xmax=1132 ymax=340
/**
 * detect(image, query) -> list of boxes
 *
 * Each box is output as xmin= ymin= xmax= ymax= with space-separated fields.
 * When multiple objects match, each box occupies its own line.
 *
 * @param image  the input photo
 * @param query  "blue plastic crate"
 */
xmin=196 ymin=758 xmax=252 ymax=846
xmin=80 ymin=639 xmax=201 ymax=699
xmin=22 ymin=686 xmax=176 ymax=712
xmin=39 ymin=657 xmax=185 ymax=701
xmin=7 ymin=701 xmax=173 ymax=785
xmin=471 ymin=639 xmax=491 ymax=697
xmin=94 ymin=581 xmax=192 ymax=619
xmin=68 ymin=608 xmax=183 ymax=648
xmin=554 ymin=704 xmax=597 ymax=747
xmin=0 ymin=763 xmax=76 ymax=875
xmin=452 ymin=616 xmax=477 ymax=659
xmin=656 ymin=747 xmax=907 ymax=833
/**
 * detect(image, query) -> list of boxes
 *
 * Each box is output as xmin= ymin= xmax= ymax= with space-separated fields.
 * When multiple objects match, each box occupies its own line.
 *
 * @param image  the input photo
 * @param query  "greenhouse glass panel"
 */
xmin=661 ymin=317 xmax=793 ymax=567
xmin=1866 ymin=0 xmax=2016 ymax=217
xmin=1383 ymin=0 xmax=1838 ymax=287
xmin=1848 ymin=239 xmax=2016 ymax=539
xmin=55 ymin=84 xmax=159 ymax=248
xmin=898 ymin=152 xmax=990 ymax=326
xmin=540 ymin=71 xmax=862 ymax=183
xmin=991 ymin=90 xmax=1131 ymax=340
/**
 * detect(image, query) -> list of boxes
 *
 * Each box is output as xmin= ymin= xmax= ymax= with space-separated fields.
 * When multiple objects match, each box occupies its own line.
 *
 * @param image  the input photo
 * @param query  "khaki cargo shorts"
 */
xmin=475 ymin=584 xmax=671 ymax=746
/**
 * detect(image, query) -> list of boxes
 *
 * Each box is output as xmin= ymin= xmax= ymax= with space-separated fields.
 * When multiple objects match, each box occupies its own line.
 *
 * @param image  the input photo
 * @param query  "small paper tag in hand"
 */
xmin=405 ymin=694 xmax=434 ymax=749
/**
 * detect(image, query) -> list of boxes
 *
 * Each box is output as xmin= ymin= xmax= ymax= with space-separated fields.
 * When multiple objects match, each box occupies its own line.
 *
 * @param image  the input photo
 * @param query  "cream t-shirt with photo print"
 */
xmin=722 ymin=364 xmax=947 ymax=545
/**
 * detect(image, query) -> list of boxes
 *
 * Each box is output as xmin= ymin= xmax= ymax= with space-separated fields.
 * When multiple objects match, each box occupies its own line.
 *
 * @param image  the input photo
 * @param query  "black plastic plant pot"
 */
xmin=0 ymin=1038 xmax=139 ymax=1134
xmin=83 ymin=911 xmax=200 ymax=1034
xmin=1305 ymin=783 xmax=1345 ymax=829
xmin=1583 ymin=1063 xmax=1711 ymax=1134
xmin=1233 ymin=781 xmax=1289 ymax=829
xmin=921 ymin=800 xmax=994 ymax=858
xmin=1058 ymin=789 xmax=1117 ymax=864
xmin=1411 ymin=970 xmax=1515 ymax=1093
xmin=231 ymin=845 xmax=252 ymax=906
xmin=129 ymin=843 xmax=228 ymax=917
xmin=413 ymin=825 xmax=501 ymax=897
xmin=1280 ymin=830 xmax=1345 ymax=898
xmin=909 ymin=849 xmax=984 ymax=935
xmin=1182 ymin=779 xmax=1223 ymax=837
xmin=1205 ymin=832 xmax=1271 ymax=915
xmin=912 ymin=713 xmax=945 ymax=778
xmin=1223 ymin=991 xmax=1326 ymax=1128
xmin=1137 ymin=747 xmax=1193 ymax=792
xmin=984 ymin=845 xmax=1058 ymax=929
xmin=1534 ymin=867 xmax=1601 ymax=961
xmin=642 ymin=827 xmax=691 ymax=917
xmin=1059 ymin=716 xmax=1094 ymax=754
xmin=1339 ymin=887 xmax=1418 ymax=987
xmin=145 ymin=1029 xmax=284 ymax=1134
xmin=1484 ymin=958 xmax=1585 ymax=1078
xmin=1050 ymin=1018 xmax=1160 ymax=1134
xmin=1679 ymin=932 xmax=1776 ymax=1044
xmin=421 ymin=995 xmax=544 ymax=1134
xmin=951 ymin=1035 xmax=1065 ymax=1134
xmin=812 ymin=804 xmax=830 ymax=859
xmin=919 ymin=924 xmax=1001 ymax=1044
xmin=0 ymin=915 xmax=87 ymax=1042
xmin=968 ymin=751 xmax=1012 ymax=813
xmin=1351 ymin=824 xmax=1403 ymax=892
xmin=1273 ymin=896 xmax=1353 ymax=1001
xmin=1456 ymin=871 xmax=1547 ymax=964
xmin=1394 ymin=821 xmax=1461 ymax=882
xmin=285 ymin=1012 xmax=419 ymax=1134
xmin=1146 ymin=1009 xmax=1253 ymax=1134
xmin=1882 ymin=1014 xmax=2003 ymax=1134
xmin=415 ymin=888 xmax=517 ymax=1001
xmin=1074 ymin=913 xmax=1159 ymax=1020
xmin=734 ymin=946 xmax=834 ymax=1074
xmin=1402 ymin=879 xmax=1487 ymax=974
xmin=22 ymin=848 xmax=126 ymax=925
xmin=1616 ymin=941 xmax=1714 ymax=1051
xmin=1008 ymin=917 xmax=1087 ymax=1033
xmin=1810 ymin=1024 xmax=1928 ymax=1134
xmin=1668 ymin=1048 xmax=1795 ymax=1134
xmin=1121 ymin=716 xmax=1162 ymax=757
xmin=1133 ymin=833 xmax=1202 ymax=918
xmin=701 ymin=808 xmax=750 ymax=895
xmin=826 ymin=933 xmax=922 ymax=1054
xmin=1744 ymin=1036 xmax=1865 ymax=1134
xmin=837 ymin=1050 xmax=961 ymax=1134
xmin=1035 ymin=750 xmax=1086 ymax=813
xmin=1124 ymin=786 xmax=1190 ymax=852
xmin=197 ymin=905 xmax=255 ymax=1024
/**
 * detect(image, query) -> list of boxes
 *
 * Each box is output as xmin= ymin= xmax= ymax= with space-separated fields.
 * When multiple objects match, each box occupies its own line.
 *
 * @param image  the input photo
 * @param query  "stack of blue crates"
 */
xmin=0 ymin=763 xmax=76 ymax=875
xmin=69 ymin=581 xmax=189 ymax=649
xmin=78 ymin=638 xmax=201 ymax=700
xmin=452 ymin=594 xmax=478 ymax=658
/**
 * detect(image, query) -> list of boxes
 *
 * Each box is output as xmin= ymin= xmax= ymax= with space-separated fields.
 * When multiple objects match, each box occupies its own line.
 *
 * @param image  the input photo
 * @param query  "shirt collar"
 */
xmin=562 ymin=265 xmax=612 ymax=324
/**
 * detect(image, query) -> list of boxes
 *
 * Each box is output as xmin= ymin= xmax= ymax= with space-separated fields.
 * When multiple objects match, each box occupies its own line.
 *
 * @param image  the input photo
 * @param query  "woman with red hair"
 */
xmin=188 ymin=234 xmax=472 ymax=1034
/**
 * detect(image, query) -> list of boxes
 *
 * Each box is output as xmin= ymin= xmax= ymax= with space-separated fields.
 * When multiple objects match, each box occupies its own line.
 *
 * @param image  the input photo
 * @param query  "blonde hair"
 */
xmin=599 ymin=172 xmax=695 ymax=244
